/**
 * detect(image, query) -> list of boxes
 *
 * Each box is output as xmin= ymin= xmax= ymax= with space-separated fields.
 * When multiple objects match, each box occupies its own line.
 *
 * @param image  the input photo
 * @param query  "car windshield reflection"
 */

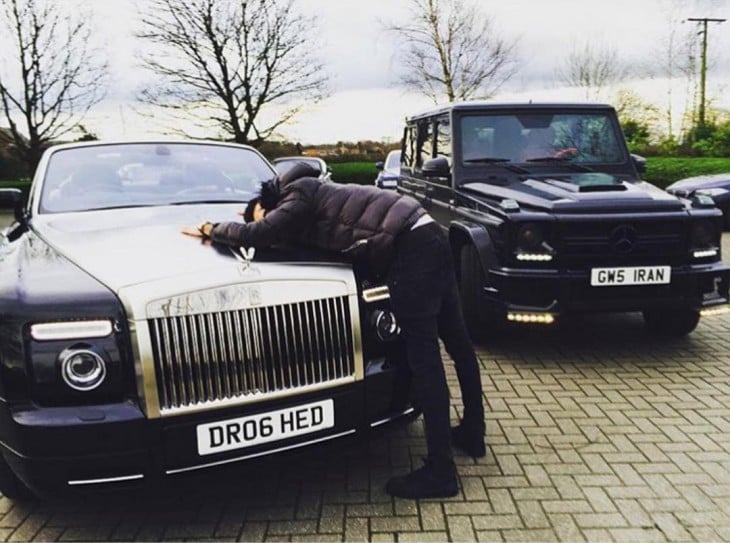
xmin=39 ymin=142 xmax=275 ymax=213
xmin=460 ymin=112 xmax=625 ymax=168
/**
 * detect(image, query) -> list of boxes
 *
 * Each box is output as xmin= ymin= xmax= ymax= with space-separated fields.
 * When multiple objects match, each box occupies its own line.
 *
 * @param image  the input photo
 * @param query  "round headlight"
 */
xmin=61 ymin=349 xmax=107 ymax=391
xmin=691 ymin=221 xmax=714 ymax=247
xmin=516 ymin=223 xmax=544 ymax=251
xmin=372 ymin=310 xmax=400 ymax=342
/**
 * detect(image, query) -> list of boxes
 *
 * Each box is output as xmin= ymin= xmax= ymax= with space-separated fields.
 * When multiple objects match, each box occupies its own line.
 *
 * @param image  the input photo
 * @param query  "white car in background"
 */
xmin=374 ymin=150 xmax=401 ymax=189
xmin=272 ymin=156 xmax=332 ymax=182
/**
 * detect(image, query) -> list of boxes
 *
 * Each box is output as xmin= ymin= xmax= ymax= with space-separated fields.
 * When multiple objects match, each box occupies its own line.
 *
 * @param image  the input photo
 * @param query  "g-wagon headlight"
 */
xmin=514 ymin=223 xmax=554 ymax=262
xmin=60 ymin=347 xmax=108 ymax=391
xmin=516 ymin=223 xmax=544 ymax=251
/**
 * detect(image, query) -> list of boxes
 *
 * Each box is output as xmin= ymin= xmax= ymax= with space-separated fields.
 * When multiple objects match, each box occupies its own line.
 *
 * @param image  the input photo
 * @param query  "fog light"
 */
xmin=372 ymin=310 xmax=400 ymax=342
xmin=31 ymin=319 xmax=113 ymax=341
xmin=507 ymin=312 xmax=555 ymax=324
xmin=60 ymin=349 xmax=107 ymax=391
xmin=700 ymin=306 xmax=730 ymax=317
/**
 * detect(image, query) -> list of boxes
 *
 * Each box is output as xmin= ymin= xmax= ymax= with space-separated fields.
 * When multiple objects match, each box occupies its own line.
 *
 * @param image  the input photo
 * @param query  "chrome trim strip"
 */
xmin=128 ymin=319 xmax=160 ymax=418
xmin=349 ymin=294 xmax=364 ymax=380
xmin=369 ymin=407 xmax=417 ymax=428
xmin=68 ymin=473 xmax=145 ymax=486
xmin=165 ymin=429 xmax=357 ymax=475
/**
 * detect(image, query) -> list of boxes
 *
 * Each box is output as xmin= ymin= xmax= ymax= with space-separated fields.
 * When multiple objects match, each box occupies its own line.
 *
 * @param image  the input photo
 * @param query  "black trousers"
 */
xmin=386 ymin=221 xmax=485 ymax=463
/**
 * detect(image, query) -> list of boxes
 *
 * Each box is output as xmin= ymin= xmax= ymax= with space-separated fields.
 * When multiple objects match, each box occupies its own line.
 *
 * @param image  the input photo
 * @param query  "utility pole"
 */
xmin=687 ymin=17 xmax=726 ymax=127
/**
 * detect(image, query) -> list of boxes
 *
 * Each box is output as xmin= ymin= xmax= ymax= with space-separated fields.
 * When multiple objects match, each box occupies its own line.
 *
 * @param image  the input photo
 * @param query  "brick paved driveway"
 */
xmin=0 ymin=226 xmax=729 ymax=542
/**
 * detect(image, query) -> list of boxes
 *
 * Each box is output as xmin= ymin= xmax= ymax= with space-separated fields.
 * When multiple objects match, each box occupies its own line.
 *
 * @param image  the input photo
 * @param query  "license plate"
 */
xmin=196 ymin=399 xmax=335 ymax=456
xmin=590 ymin=266 xmax=671 ymax=287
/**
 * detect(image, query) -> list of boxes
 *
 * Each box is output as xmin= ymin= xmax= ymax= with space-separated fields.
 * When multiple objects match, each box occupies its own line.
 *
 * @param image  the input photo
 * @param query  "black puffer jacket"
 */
xmin=211 ymin=173 xmax=426 ymax=276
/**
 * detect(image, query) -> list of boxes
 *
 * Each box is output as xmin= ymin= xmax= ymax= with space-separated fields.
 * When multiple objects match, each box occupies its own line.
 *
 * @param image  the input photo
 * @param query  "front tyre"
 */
xmin=0 ymin=456 xmax=35 ymax=500
xmin=459 ymin=243 xmax=497 ymax=341
xmin=642 ymin=308 xmax=700 ymax=337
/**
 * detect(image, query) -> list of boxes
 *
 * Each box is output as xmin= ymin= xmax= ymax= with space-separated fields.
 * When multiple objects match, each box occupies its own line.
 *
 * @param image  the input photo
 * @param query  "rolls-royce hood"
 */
xmin=464 ymin=173 xmax=685 ymax=213
xmin=31 ymin=205 xmax=353 ymax=299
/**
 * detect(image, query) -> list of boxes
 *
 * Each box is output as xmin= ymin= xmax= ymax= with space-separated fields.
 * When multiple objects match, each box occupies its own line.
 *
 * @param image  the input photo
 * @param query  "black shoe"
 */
xmin=451 ymin=422 xmax=486 ymax=458
xmin=385 ymin=458 xmax=458 ymax=499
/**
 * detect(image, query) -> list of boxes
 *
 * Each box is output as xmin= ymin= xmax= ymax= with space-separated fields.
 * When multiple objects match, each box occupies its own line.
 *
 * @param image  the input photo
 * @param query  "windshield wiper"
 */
xmin=167 ymin=199 xmax=250 ymax=206
xmin=463 ymin=156 xmax=510 ymax=163
xmin=463 ymin=157 xmax=528 ymax=174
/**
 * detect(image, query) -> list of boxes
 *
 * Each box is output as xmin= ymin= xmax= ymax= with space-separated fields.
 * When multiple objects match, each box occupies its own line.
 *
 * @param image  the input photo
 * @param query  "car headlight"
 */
xmin=696 ymin=187 xmax=729 ymax=198
xmin=514 ymin=223 xmax=554 ymax=262
xmin=371 ymin=310 xmax=400 ymax=342
xmin=59 ymin=346 xmax=108 ymax=391
xmin=690 ymin=220 xmax=715 ymax=248
xmin=516 ymin=223 xmax=543 ymax=251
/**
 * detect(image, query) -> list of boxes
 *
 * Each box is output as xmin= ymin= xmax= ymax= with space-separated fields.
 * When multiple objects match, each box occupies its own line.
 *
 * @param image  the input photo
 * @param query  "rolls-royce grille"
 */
xmin=148 ymin=296 xmax=355 ymax=411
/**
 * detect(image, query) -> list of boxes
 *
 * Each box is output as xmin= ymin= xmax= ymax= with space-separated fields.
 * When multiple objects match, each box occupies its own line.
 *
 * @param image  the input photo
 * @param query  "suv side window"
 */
xmin=417 ymin=120 xmax=434 ymax=169
xmin=435 ymin=115 xmax=452 ymax=163
xmin=402 ymin=125 xmax=417 ymax=171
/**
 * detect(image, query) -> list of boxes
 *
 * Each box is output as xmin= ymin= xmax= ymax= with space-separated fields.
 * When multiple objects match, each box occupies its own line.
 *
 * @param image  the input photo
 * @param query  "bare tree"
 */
xmin=0 ymin=0 xmax=108 ymax=172
xmin=386 ymin=0 xmax=518 ymax=103
xmin=136 ymin=0 xmax=328 ymax=146
xmin=556 ymin=41 xmax=630 ymax=101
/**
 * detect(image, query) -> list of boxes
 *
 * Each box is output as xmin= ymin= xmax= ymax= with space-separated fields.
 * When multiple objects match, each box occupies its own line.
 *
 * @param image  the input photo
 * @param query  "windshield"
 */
xmin=459 ymin=112 xmax=625 ymax=166
xmin=39 ymin=143 xmax=275 ymax=213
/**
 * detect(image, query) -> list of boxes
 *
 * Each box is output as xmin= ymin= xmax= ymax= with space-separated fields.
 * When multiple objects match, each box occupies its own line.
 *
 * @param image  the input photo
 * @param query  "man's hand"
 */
xmin=181 ymin=221 xmax=214 ymax=239
xmin=181 ymin=225 xmax=204 ymax=238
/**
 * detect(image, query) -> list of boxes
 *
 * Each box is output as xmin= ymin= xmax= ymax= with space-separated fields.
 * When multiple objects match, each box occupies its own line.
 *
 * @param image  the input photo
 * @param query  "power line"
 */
xmin=686 ymin=17 xmax=726 ymax=127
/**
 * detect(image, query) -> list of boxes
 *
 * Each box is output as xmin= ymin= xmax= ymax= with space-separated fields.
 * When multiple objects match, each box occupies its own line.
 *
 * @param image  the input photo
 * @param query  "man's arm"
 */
xmin=210 ymin=187 xmax=314 ymax=248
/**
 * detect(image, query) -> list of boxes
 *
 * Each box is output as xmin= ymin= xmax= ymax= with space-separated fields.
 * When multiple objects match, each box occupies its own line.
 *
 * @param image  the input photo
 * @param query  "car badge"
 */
xmin=231 ymin=246 xmax=259 ymax=276
xmin=609 ymin=225 xmax=637 ymax=254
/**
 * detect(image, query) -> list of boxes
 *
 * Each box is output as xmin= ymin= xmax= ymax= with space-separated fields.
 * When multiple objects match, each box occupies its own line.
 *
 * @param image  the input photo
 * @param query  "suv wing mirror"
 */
xmin=422 ymin=156 xmax=450 ymax=178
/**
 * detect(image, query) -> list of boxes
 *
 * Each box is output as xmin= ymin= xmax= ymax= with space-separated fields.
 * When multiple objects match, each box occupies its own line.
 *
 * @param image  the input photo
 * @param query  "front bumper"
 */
xmin=485 ymin=261 xmax=730 ymax=317
xmin=0 ymin=357 xmax=412 ymax=497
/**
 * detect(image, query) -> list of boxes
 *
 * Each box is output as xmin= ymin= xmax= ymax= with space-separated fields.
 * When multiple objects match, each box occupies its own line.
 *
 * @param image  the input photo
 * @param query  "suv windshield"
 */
xmin=460 ymin=112 xmax=625 ymax=166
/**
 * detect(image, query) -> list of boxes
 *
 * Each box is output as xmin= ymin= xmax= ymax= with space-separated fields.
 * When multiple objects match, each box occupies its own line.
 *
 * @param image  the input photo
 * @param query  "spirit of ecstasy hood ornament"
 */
xmin=239 ymin=246 xmax=256 ymax=269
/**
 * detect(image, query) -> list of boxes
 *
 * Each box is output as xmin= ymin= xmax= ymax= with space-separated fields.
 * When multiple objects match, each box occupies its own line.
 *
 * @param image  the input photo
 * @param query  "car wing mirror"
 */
xmin=375 ymin=161 xmax=384 ymax=171
xmin=422 ymin=156 xmax=451 ymax=178
xmin=0 ymin=188 xmax=27 ymax=224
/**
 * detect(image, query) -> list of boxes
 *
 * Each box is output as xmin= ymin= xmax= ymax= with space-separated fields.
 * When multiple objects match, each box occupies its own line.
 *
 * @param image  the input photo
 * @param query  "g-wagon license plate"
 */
xmin=590 ymin=266 xmax=671 ymax=287
xmin=196 ymin=399 xmax=334 ymax=456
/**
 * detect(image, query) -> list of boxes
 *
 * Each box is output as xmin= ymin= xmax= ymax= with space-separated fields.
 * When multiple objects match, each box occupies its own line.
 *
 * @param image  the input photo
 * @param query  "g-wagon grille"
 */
xmin=148 ymin=296 xmax=355 ymax=411
xmin=557 ymin=220 xmax=685 ymax=265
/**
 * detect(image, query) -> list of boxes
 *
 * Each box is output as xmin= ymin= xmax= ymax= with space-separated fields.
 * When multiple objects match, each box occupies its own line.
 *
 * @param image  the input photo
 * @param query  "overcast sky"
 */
xmin=17 ymin=0 xmax=730 ymax=143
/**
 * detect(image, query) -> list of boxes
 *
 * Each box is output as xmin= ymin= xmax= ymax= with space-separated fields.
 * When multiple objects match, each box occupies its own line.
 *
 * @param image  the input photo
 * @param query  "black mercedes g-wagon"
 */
xmin=397 ymin=102 xmax=730 ymax=338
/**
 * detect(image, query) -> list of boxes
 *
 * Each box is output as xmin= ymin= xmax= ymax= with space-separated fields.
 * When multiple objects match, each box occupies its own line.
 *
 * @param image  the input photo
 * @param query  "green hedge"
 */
xmin=643 ymin=157 xmax=730 ymax=189
xmin=330 ymin=161 xmax=379 ymax=185
xmin=3 ymin=157 xmax=730 ymax=192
